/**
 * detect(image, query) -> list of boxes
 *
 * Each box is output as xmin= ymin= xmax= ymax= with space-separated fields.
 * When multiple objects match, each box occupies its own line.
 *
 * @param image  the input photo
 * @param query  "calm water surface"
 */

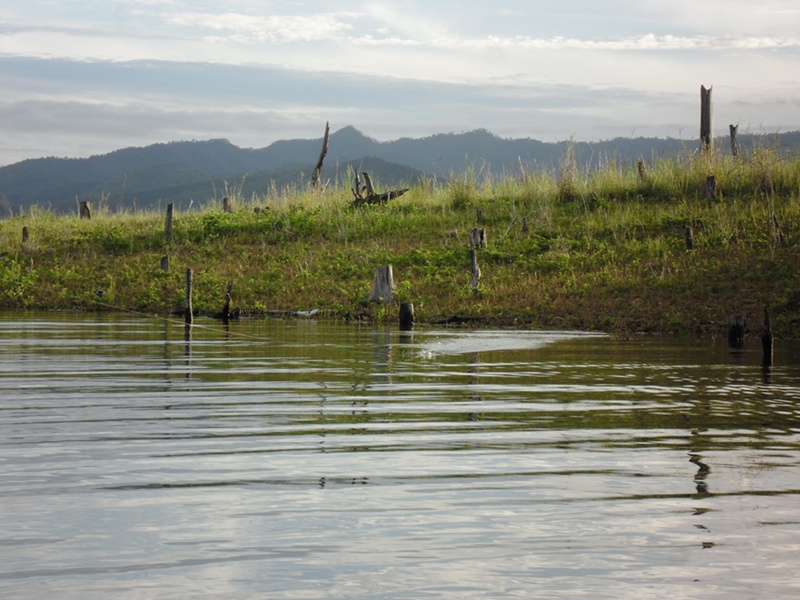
xmin=1 ymin=312 xmax=799 ymax=599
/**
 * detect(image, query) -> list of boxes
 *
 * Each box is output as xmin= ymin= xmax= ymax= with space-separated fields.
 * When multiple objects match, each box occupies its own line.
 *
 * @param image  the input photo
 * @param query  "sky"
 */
xmin=1 ymin=0 xmax=799 ymax=166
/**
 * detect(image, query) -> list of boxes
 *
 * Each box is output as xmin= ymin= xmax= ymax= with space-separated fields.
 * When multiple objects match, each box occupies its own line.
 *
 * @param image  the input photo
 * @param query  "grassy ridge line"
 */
xmin=1 ymin=150 xmax=799 ymax=337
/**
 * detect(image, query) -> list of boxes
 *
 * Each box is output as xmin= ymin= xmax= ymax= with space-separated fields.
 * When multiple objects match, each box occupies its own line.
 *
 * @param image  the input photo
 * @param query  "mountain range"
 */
xmin=2 ymin=125 xmax=798 ymax=214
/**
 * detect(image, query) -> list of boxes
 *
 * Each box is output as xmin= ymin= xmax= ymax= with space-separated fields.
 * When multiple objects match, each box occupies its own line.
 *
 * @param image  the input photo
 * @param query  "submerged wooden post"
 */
xmin=80 ymin=201 xmax=91 ymax=219
xmin=399 ymin=302 xmax=415 ymax=331
xmin=369 ymin=265 xmax=395 ymax=303
xmin=185 ymin=268 xmax=194 ymax=325
xmin=165 ymin=203 xmax=174 ymax=238
xmin=728 ymin=314 xmax=745 ymax=349
xmin=700 ymin=85 xmax=713 ymax=154
xmin=222 ymin=281 xmax=233 ymax=324
xmin=160 ymin=255 xmax=170 ymax=271
xmin=22 ymin=226 xmax=29 ymax=244
xmin=729 ymin=124 xmax=739 ymax=158
xmin=469 ymin=227 xmax=487 ymax=249
xmin=470 ymin=248 xmax=481 ymax=290
xmin=762 ymin=306 xmax=773 ymax=367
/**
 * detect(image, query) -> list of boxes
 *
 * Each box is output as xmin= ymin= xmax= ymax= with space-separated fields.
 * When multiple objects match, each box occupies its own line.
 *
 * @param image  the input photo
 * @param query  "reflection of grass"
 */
xmin=2 ymin=145 xmax=800 ymax=337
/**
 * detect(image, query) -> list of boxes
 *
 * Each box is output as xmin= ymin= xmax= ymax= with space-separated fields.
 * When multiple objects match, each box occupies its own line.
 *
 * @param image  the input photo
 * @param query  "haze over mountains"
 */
xmin=1 ymin=126 xmax=798 ymax=214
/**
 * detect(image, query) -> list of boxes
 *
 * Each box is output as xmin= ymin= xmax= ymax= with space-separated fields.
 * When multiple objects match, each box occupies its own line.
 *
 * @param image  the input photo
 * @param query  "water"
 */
xmin=1 ymin=313 xmax=799 ymax=599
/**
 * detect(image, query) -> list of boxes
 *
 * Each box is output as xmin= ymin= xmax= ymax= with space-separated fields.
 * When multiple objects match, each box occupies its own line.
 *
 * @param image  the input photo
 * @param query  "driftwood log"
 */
xmin=351 ymin=171 xmax=409 ymax=207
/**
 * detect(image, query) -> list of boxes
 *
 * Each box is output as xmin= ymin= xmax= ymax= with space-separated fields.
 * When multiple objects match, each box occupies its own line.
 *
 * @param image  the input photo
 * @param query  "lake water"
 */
xmin=1 ymin=312 xmax=799 ymax=599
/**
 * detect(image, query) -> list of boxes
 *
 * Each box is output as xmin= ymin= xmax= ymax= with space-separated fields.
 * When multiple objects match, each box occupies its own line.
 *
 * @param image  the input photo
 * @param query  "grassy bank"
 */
xmin=2 ymin=145 xmax=800 ymax=337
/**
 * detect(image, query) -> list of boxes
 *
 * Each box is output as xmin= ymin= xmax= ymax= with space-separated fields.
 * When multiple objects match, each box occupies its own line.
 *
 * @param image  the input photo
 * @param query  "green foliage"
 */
xmin=2 ymin=146 xmax=800 ymax=336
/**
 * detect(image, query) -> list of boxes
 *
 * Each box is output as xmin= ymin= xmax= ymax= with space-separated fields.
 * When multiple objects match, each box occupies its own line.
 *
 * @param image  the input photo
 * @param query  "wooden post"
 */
xmin=470 ymin=248 xmax=481 ymax=290
xmin=476 ymin=209 xmax=484 ymax=225
xmin=165 ymin=203 xmax=174 ymax=238
xmin=185 ymin=268 xmax=194 ymax=325
xmin=160 ymin=255 xmax=170 ymax=271
xmin=222 ymin=197 xmax=233 ymax=213
xmin=80 ymin=201 xmax=91 ymax=219
xmin=22 ymin=226 xmax=29 ymax=244
xmin=521 ymin=217 xmax=529 ymax=234
xmin=705 ymin=175 xmax=717 ymax=200
xmin=762 ymin=306 xmax=773 ymax=367
xmin=469 ymin=227 xmax=487 ymax=249
xmin=399 ymin=302 xmax=415 ymax=331
xmin=728 ymin=314 xmax=745 ymax=349
xmin=685 ymin=225 xmax=694 ymax=250
xmin=729 ymin=124 xmax=739 ymax=158
xmin=222 ymin=281 xmax=233 ymax=324
xmin=369 ymin=265 xmax=395 ymax=303
xmin=700 ymin=85 xmax=713 ymax=154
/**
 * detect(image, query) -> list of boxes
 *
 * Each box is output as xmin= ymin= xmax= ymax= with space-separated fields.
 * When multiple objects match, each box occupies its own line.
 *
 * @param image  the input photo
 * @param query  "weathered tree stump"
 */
xmin=728 ymin=314 xmax=745 ymax=349
xmin=165 ymin=203 xmax=174 ymax=238
xmin=80 ymin=201 xmax=91 ymax=219
xmin=221 ymin=281 xmax=233 ymax=324
xmin=470 ymin=248 xmax=481 ymax=290
xmin=729 ymin=124 xmax=739 ymax=158
xmin=637 ymin=159 xmax=647 ymax=181
xmin=185 ymin=268 xmax=194 ymax=325
xmin=399 ymin=302 xmax=415 ymax=331
xmin=369 ymin=265 xmax=395 ymax=303
xmin=469 ymin=227 xmax=487 ymax=249
xmin=705 ymin=175 xmax=717 ymax=200
xmin=685 ymin=225 xmax=694 ymax=250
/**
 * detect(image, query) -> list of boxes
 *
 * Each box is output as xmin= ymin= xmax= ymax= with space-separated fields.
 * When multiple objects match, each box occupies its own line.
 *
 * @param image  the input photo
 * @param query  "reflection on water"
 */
xmin=1 ymin=313 xmax=800 ymax=599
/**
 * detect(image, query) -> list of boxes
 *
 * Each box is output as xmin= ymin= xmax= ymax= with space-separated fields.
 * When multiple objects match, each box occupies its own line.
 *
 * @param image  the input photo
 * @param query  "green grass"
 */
xmin=2 ymin=145 xmax=800 ymax=337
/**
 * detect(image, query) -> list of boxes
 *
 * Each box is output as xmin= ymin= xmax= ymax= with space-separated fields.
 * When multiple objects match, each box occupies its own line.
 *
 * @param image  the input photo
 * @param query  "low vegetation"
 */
xmin=2 ymin=144 xmax=800 ymax=337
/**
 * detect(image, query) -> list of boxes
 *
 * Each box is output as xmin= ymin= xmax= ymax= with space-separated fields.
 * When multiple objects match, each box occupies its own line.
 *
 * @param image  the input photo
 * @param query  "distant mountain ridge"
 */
xmin=2 ymin=126 xmax=798 ymax=213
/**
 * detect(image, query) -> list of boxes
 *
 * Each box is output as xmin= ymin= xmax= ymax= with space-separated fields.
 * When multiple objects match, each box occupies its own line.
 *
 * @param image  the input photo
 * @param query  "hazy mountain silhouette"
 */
xmin=1 ymin=126 xmax=797 ymax=213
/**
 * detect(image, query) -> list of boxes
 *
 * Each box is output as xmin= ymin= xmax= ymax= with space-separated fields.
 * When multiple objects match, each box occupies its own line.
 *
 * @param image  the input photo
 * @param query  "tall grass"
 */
xmin=1 ymin=143 xmax=799 ymax=336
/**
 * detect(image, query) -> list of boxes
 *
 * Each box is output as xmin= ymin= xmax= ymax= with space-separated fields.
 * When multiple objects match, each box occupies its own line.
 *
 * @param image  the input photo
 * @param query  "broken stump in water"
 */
xmin=728 ymin=314 xmax=745 ymax=349
xmin=399 ymin=302 xmax=415 ymax=331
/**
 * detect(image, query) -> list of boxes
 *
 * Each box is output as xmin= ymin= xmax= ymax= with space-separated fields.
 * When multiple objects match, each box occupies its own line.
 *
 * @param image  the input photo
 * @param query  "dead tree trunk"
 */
xmin=399 ymin=302 xmax=415 ymax=331
xmin=185 ymin=268 xmax=194 ymax=325
xmin=165 ymin=203 xmax=174 ymax=238
xmin=762 ymin=306 xmax=773 ymax=367
xmin=728 ymin=314 xmax=745 ymax=349
xmin=705 ymin=175 xmax=717 ymax=200
xmin=351 ymin=171 xmax=409 ymax=207
xmin=700 ymin=85 xmax=713 ymax=155
xmin=312 ymin=121 xmax=330 ymax=189
xmin=469 ymin=228 xmax=487 ymax=249
xmin=729 ymin=124 xmax=739 ymax=158
xmin=470 ymin=248 xmax=481 ymax=290
xmin=369 ymin=265 xmax=395 ymax=303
